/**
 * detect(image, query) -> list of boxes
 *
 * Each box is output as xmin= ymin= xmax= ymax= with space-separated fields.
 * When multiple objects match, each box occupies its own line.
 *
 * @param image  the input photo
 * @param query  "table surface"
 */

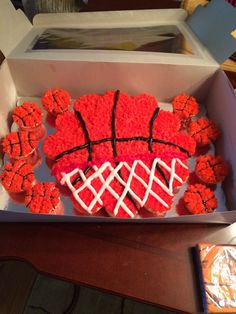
xmin=0 ymin=222 xmax=236 ymax=314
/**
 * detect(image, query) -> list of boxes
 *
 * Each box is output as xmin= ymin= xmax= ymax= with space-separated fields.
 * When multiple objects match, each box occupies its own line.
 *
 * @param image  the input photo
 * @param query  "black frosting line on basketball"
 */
xmin=72 ymin=166 xmax=92 ymax=186
xmin=8 ymin=162 xmax=26 ymax=189
xmin=52 ymin=91 xmax=64 ymax=111
xmin=155 ymin=163 xmax=169 ymax=187
xmin=27 ymin=132 xmax=34 ymax=150
xmin=174 ymin=96 xmax=191 ymax=113
xmin=55 ymin=136 xmax=190 ymax=160
xmin=149 ymin=107 xmax=160 ymax=153
xmin=111 ymin=90 xmax=120 ymax=158
xmin=148 ymin=107 xmax=169 ymax=187
xmin=74 ymin=110 xmax=92 ymax=161
xmin=13 ymin=112 xmax=26 ymax=127
xmin=17 ymin=132 xmax=22 ymax=157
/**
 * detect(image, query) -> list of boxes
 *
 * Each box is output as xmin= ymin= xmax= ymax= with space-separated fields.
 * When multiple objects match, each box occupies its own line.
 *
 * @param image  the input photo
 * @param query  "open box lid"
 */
xmin=187 ymin=0 xmax=236 ymax=64
xmin=0 ymin=0 xmax=235 ymax=67
xmin=0 ymin=0 xmax=31 ymax=58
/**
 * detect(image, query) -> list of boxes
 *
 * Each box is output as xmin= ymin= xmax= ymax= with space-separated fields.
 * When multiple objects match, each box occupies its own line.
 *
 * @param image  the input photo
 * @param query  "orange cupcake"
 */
xmin=12 ymin=102 xmax=45 ymax=139
xmin=183 ymin=184 xmax=218 ymax=214
xmin=188 ymin=117 xmax=220 ymax=146
xmin=172 ymin=93 xmax=199 ymax=120
xmin=13 ymin=102 xmax=43 ymax=129
xmin=2 ymin=131 xmax=38 ymax=159
xmin=25 ymin=182 xmax=63 ymax=215
xmin=42 ymin=89 xmax=71 ymax=115
xmin=0 ymin=160 xmax=35 ymax=193
xmin=195 ymin=155 xmax=229 ymax=185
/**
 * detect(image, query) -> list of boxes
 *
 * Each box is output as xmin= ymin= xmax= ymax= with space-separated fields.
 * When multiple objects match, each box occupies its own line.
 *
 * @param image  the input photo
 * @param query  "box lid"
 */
xmin=0 ymin=0 xmax=234 ymax=66
xmin=0 ymin=0 xmax=31 ymax=57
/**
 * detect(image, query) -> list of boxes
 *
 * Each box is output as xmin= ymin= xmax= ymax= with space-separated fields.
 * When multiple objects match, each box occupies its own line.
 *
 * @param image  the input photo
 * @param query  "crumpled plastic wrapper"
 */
xmin=197 ymin=243 xmax=236 ymax=313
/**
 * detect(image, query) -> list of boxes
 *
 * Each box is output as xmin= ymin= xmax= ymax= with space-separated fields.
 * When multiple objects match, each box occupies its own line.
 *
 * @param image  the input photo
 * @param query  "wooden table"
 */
xmin=0 ymin=222 xmax=235 ymax=313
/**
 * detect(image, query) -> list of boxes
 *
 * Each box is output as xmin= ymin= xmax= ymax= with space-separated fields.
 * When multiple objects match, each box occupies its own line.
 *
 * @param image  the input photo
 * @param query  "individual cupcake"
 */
xmin=2 ymin=131 xmax=38 ymax=158
xmin=42 ymin=88 xmax=71 ymax=116
xmin=25 ymin=182 xmax=63 ymax=215
xmin=172 ymin=93 xmax=199 ymax=121
xmin=183 ymin=184 xmax=218 ymax=214
xmin=195 ymin=155 xmax=229 ymax=185
xmin=0 ymin=160 xmax=35 ymax=193
xmin=12 ymin=102 xmax=45 ymax=139
xmin=2 ymin=131 xmax=38 ymax=165
xmin=188 ymin=117 xmax=220 ymax=147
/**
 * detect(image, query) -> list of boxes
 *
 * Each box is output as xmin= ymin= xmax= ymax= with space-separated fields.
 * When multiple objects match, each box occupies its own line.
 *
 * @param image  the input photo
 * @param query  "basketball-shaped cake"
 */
xmin=195 ymin=155 xmax=229 ymax=185
xmin=188 ymin=117 xmax=220 ymax=146
xmin=2 ymin=131 xmax=38 ymax=159
xmin=13 ymin=102 xmax=43 ymax=129
xmin=42 ymin=88 xmax=71 ymax=115
xmin=25 ymin=182 xmax=62 ymax=214
xmin=12 ymin=102 xmax=45 ymax=139
xmin=43 ymin=90 xmax=196 ymax=218
xmin=183 ymin=183 xmax=217 ymax=214
xmin=0 ymin=160 xmax=35 ymax=193
xmin=172 ymin=93 xmax=199 ymax=120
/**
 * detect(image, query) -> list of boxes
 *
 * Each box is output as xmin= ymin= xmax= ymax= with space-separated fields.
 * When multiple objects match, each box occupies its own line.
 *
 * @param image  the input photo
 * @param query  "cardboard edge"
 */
xmin=0 ymin=209 xmax=233 ymax=223
xmin=206 ymin=69 xmax=236 ymax=215
xmin=0 ymin=60 xmax=17 ymax=137
xmin=33 ymin=9 xmax=187 ymax=28
xmin=0 ymin=0 xmax=32 ymax=57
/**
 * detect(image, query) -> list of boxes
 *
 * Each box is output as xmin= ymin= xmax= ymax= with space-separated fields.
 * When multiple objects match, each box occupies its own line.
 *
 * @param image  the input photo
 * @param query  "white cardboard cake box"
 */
xmin=0 ymin=0 xmax=236 ymax=223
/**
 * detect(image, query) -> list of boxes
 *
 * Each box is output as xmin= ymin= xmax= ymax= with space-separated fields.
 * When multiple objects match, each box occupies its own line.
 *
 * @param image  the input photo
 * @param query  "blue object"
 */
xmin=187 ymin=0 xmax=236 ymax=64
